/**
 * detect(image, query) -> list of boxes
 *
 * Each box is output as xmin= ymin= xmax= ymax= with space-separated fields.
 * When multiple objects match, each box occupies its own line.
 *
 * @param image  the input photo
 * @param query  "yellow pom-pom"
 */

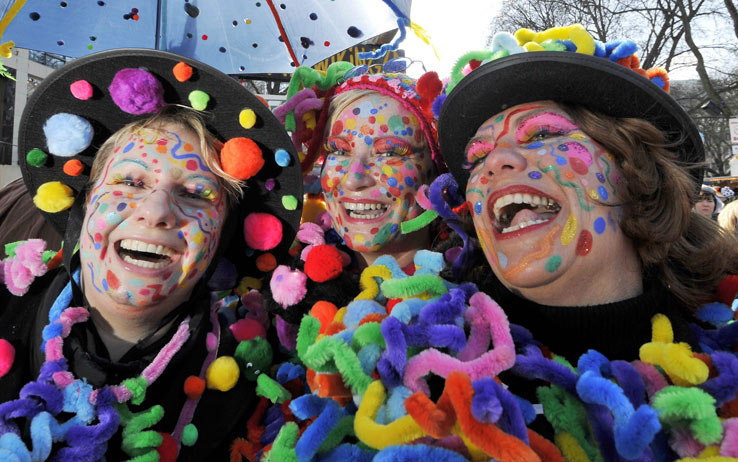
xmin=33 ymin=181 xmax=75 ymax=213
xmin=206 ymin=356 xmax=240 ymax=391
xmin=236 ymin=276 xmax=262 ymax=296
xmin=0 ymin=41 xmax=14 ymax=59
xmin=239 ymin=109 xmax=257 ymax=129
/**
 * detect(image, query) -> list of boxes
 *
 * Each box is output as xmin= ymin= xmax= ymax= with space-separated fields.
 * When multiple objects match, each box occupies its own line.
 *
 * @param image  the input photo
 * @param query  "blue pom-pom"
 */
xmin=594 ymin=40 xmax=607 ymax=57
xmin=650 ymin=76 xmax=666 ymax=90
xmin=558 ymin=39 xmax=578 ymax=52
xmin=275 ymin=148 xmax=292 ymax=167
xmin=431 ymin=93 xmax=447 ymax=119
xmin=696 ymin=302 xmax=735 ymax=327
xmin=43 ymin=113 xmax=93 ymax=157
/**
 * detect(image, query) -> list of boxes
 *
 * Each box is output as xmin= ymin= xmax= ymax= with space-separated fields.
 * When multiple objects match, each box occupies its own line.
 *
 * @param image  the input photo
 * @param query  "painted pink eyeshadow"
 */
xmin=515 ymin=112 xmax=579 ymax=140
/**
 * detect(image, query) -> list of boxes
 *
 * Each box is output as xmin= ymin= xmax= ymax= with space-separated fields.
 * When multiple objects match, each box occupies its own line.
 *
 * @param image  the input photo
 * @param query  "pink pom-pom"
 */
xmin=206 ymin=332 xmax=218 ymax=352
xmin=70 ymin=80 xmax=93 ymax=100
xmin=4 ymin=258 xmax=32 ymax=296
xmin=0 ymin=339 xmax=15 ymax=377
xmin=296 ymin=222 xmax=325 ymax=246
xmin=108 ymin=68 xmax=166 ymax=115
xmin=270 ymin=265 xmax=307 ymax=308
xmin=229 ymin=318 xmax=267 ymax=342
xmin=244 ymin=213 xmax=282 ymax=251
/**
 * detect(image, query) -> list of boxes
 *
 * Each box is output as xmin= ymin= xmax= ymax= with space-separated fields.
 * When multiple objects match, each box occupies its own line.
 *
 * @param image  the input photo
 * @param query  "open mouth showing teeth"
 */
xmin=492 ymin=193 xmax=561 ymax=234
xmin=116 ymin=239 xmax=177 ymax=269
xmin=343 ymin=202 xmax=389 ymax=220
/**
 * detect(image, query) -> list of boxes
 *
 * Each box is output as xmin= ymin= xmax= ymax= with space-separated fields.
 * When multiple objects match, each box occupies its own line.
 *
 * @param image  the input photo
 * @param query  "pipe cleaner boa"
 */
xmin=0 ymin=240 xmax=294 ymax=461
xmin=238 ymin=249 xmax=738 ymax=462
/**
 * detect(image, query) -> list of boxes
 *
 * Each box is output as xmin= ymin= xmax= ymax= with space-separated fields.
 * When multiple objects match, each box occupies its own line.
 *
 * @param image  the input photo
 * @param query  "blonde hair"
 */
xmin=88 ymin=105 xmax=243 ymax=205
xmin=718 ymin=200 xmax=738 ymax=233
xmin=563 ymin=104 xmax=738 ymax=309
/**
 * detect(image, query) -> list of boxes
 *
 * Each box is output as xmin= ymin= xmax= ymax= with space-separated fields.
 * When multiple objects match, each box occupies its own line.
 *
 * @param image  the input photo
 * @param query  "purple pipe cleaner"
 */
xmin=429 ymin=174 xmax=474 ymax=278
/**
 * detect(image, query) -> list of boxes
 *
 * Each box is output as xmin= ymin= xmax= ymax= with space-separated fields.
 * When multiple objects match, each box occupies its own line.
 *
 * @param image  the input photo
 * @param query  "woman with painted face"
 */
xmin=266 ymin=65 xmax=451 ymax=346
xmin=0 ymin=50 xmax=302 ymax=460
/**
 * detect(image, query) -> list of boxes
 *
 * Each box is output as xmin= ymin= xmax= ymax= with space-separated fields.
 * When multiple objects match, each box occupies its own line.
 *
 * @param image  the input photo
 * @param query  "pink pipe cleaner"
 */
xmin=172 ymin=304 xmax=221 ymax=450
xmin=141 ymin=317 xmax=191 ymax=383
xmin=58 ymin=307 xmax=89 ymax=337
xmin=45 ymin=336 xmax=64 ymax=362
xmin=403 ymin=292 xmax=515 ymax=394
xmin=632 ymin=360 xmax=669 ymax=398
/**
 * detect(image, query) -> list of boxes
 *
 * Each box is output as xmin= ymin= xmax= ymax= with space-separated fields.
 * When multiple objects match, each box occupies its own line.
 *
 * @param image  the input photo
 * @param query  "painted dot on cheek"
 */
xmin=94 ymin=233 xmax=102 ymax=242
xmin=186 ymin=159 xmax=198 ymax=171
xmin=597 ymin=186 xmax=608 ymax=200
xmin=596 ymin=173 xmax=605 ymax=183
xmin=561 ymin=215 xmax=577 ymax=246
xmin=545 ymin=255 xmax=562 ymax=272
xmin=105 ymin=212 xmax=122 ymax=225
xmin=576 ymin=230 xmax=593 ymax=256
xmin=474 ymin=201 xmax=482 ymax=215
xmin=497 ymin=252 xmax=508 ymax=269
xmin=117 ymin=202 xmax=127 ymax=211
xmin=594 ymin=217 xmax=606 ymax=234
xmin=528 ymin=171 xmax=542 ymax=180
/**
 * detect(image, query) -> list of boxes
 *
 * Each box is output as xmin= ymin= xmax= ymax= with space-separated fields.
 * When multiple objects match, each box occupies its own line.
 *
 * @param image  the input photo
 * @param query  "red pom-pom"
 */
xmin=221 ymin=137 xmax=264 ymax=180
xmin=0 ymin=339 xmax=15 ymax=378
xmin=230 ymin=318 xmax=267 ymax=342
xmin=304 ymin=244 xmax=343 ymax=282
xmin=716 ymin=275 xmax=738 ymax=305
xmin=184 ymin=376 xmax=206 ymax=399
xmin=244 ymin=213 xmax=283 ymax=250
xmin=469 ymin=59 xmax=482 ymax=71
xmin=156 ymin=432 xmax=178 ymax=462
xmin=416 ymin=71 xmax=442 ymax=102
xmin=255 ymin=252 xmax=277 ymax=272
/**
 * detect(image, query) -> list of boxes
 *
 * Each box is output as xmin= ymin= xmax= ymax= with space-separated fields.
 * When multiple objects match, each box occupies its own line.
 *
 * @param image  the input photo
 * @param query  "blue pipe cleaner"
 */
xmin=610 ymin=360 xmax=647 ymax=408
xmin=417 ymin=288 xmax=466 ymax=325
xmin=696 ymin=302 xmax=735 ymax=327
xmin=290 ymin=395 xmax=346 ymax=461
xmin=511 ymin=344 xmax=578 ymax=393
xmin=472 ymin=377 xmax=529 ymax=443
xmin=261 ymin=404 xmax=286 ymax=445
xmin=374 ymin=254 xmax=409 ymax=279
xmin=357 ymin=1 xmax=408 ymax=60
xmin=389 ymin=298 xmax=429 ymax=323
xmin=373 ymin=444 xmax=471 ymax=462
xmin=357 ymin=343 xmax=382 ymax=375
xmin=317 ymin=443 xmax=375 ymax=462
xmin=698 ymin=351 xmax=738 ymax=406
xmin=429 ymin=174 xmax=474 ymax=279
xmin=276 ymin=363 xmax=305 ymax=384
xmin=576 ymin=350 xmax=660 ymax=461
xmin=59 ymin=388 xmax=119 ymax=462
xmin=604 ymin=40 xmax=639 ymax=62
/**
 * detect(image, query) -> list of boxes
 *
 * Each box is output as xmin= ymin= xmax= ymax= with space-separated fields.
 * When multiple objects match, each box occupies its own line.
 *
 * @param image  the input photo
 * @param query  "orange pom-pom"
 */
xmin=221 ymin=137 xmax=264 ymax=180
xmin=184 ymin=376 xmax=206 ymax=399
xmin=304 ymin=244 xmax=343 ymax=282
xmin=62 ymin=159 xmax=84 ymax=176
xmin=310 ymin=301 xmax=338 ymax=333
xmin=255 ymin=252 xmax=277 ymax=272
xmin=646 ymin=67 xmax=670 ymax=93
xmin=173 ymin=62 xmax=193 ymax=82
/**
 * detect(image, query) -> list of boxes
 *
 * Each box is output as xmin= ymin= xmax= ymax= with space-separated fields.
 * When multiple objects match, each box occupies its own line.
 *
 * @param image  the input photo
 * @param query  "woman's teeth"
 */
xmin=501 ymin=218 xmax=551 ymax=233
xmin=118 ymin=239 xmax=175 ymax=269
xmin=343 ymin=202 xmax=389 ymax=219
xmin=492 ymin=193 xmax=556 ymax=219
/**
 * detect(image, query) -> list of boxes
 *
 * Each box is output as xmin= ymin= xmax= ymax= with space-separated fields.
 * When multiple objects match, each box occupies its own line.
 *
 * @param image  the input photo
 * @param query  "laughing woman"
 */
xmin=0 ymin=50 xmax=302 ymax=460
xmin=267 ymin=66 xmax=451 ymax=341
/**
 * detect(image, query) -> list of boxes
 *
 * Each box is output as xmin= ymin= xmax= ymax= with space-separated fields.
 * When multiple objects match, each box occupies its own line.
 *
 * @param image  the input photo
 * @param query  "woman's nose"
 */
xmin=342 ymin=156 xmax=376 ymax=191
xmin=135 ymin=189 xmax=177 ymax=228
xmin=481 ymin=142 xmax=528 ymax=177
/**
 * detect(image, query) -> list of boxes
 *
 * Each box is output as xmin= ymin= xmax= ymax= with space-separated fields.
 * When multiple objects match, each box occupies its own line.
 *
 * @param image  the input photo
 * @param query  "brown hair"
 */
xmin=88 ymin=105 xmax=243 ymax=206
xmin=563 ymin=104 xmax=738 ymax=309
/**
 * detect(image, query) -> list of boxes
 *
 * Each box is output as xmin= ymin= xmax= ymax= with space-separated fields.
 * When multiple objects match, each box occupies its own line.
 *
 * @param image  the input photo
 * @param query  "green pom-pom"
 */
xmin=188 ymin=90 xmax=210 ymax=111
xmin=256 ymin=373 xmax=291 ymax=403
xmin=234 ymin=337 xmax=273 ymax=381
xmin=26 ymin=148 xmax=48 ymax=167
xmin=282 ymin=195 xmax=298 ymax=210
xmin=182 ymin=424 xmax=198 ymax=446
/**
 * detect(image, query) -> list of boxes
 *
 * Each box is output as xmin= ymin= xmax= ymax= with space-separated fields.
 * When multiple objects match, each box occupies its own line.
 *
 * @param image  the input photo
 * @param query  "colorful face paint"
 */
xmin=80 ymin=122 xmax=227 ymax=321
xmin=320 ymin=93 xmax=432 ymax=253
xmin=464 ymin=102 xmax=632 ymax=297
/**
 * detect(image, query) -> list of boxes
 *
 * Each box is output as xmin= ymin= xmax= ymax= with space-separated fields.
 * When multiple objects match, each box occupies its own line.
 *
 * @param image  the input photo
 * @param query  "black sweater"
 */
xmin=0 ymin=268 xmax=257 ymax=461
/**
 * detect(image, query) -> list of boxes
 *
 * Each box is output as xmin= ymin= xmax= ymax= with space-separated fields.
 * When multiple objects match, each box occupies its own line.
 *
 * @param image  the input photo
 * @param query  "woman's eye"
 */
xmin=323 ymin=142 xmax=349 ymax=156
xmin=112 ymin=178 xmax=145 ymax=188
xmin=528 ymin=128 xmax=566 ymax=142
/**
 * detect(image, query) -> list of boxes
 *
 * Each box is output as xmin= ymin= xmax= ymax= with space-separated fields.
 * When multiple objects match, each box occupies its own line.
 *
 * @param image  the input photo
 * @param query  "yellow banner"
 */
xmin=313 ymin=45 xmax=404 ymax=73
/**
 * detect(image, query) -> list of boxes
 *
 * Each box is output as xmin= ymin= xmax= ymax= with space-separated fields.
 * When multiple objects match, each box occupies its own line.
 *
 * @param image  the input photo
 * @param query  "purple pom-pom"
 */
xmin=108 ymin=68 xmax=166 ymax=115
